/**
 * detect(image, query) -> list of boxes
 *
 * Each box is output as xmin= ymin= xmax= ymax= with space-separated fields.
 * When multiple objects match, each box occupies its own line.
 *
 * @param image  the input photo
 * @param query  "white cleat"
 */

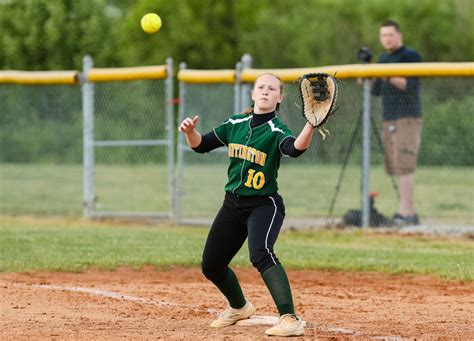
xmin=265 ymin=314 xmax=305 ymax=336
xmin=210 ymin=300 xmax=256 ymax=328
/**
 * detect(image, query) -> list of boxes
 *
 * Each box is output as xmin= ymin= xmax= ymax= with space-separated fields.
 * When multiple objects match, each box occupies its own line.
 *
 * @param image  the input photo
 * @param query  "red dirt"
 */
xmin=1 ymin=267 xmax=473 ymax=340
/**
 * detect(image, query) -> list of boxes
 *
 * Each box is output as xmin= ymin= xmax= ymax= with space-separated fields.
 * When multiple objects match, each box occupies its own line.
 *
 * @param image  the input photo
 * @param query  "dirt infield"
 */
xmin=1 ymin=267 xmax=473 ymax=340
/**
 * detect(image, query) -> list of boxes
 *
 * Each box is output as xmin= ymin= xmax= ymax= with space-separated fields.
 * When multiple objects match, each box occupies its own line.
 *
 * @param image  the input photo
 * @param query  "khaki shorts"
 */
xmin=381 ymin=117 xmax=422 ymax=175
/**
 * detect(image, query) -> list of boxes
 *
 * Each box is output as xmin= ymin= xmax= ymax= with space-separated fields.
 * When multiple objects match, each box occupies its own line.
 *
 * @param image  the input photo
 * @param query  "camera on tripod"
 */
xmin=357 ymin=47 xmax=372 ymax=63
xmin=327 ymin=45 xmax=398 ymax=228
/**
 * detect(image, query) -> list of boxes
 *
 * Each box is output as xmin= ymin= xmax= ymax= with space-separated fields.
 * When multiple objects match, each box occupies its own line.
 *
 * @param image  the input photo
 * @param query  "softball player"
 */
xmin=179 ymin=73 xmax=316 ymax=337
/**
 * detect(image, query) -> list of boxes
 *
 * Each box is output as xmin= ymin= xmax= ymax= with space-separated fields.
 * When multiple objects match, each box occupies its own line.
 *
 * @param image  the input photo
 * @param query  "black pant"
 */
xmin=202 ymin=192 xmax=286 ymax=283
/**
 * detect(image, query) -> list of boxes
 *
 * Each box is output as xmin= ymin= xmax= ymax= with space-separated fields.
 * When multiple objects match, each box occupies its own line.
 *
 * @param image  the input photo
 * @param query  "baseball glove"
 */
xmin=299 ymin=73 xmax=338 ymax=139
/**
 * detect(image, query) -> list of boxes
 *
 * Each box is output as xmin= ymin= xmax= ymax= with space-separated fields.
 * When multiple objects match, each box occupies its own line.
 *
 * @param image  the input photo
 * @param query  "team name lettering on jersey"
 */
xmin=228 ymin=143 xmax=267 ymax=166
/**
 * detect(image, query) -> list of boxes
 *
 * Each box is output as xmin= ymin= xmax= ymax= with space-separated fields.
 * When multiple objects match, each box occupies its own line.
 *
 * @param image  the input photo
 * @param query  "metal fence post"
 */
xmin=234 ymin=61 xmax=242 ymax=114
xmin=82 ymin=55 xmax=95 ymax=218
xmin=166 ymin=57 xmax=176 ymax=221
xmin=361 ymin=79 xmax=372 ymax=227
xmin=175 ymin=62 xmax=187 ymax=222
xmin=240 ymin=54 xmax=252 ymax=111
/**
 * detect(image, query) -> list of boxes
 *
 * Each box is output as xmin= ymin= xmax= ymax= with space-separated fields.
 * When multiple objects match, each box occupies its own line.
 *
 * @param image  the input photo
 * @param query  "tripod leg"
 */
xmin=370 ymin=114 xmax=399 ymax=200
xmin=326 ymin=110 xmax=362 ymax=225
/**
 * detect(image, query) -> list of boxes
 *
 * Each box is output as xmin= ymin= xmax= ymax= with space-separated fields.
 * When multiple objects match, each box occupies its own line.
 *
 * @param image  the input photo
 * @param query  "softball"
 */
xmin=141 ymin=13 xmax=162 ymax=34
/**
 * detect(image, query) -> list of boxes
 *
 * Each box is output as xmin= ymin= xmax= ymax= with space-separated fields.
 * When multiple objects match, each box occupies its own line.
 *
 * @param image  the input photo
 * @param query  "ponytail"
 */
xmin=242 ymin=106 xmax=253 ymax=114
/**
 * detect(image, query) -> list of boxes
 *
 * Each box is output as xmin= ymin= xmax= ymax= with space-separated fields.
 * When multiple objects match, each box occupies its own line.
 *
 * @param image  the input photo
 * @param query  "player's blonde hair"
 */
xmin=242 ymin=73 xmax=284 ymax=114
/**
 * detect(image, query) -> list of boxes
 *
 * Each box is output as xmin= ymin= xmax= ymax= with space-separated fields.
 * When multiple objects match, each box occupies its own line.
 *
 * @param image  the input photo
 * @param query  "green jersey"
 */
xmin=213 ymin=113 xmax=295 ymax=196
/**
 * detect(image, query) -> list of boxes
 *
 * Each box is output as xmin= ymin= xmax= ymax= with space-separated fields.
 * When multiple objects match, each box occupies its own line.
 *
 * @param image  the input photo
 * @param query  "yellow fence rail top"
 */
xmin=1 ymin=62 xmax=471 ymax=85
xmin=241 ymin=62 xmax=474 ymax=82
xmin=87 ymin=65 xmax=167 ymax=82
xmin=178 ymin=69 xmax=235 ymax=83
xmin=0 ymin=70 xmax=79 ymax=85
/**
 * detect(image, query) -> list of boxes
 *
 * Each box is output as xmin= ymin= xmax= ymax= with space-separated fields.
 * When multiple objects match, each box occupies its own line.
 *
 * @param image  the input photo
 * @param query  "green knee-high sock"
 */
xmin=262 ymin=264 xmax=295 ymax=315
xmin=213 ymin=267 xmax=246 ymax=309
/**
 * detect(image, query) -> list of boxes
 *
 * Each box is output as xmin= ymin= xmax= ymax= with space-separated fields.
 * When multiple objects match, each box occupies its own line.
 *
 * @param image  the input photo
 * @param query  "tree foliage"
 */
xmin=0 ymin=0 xmax=120 ymax=70
xmin=0 ymin=0 xmax=472 ymax=70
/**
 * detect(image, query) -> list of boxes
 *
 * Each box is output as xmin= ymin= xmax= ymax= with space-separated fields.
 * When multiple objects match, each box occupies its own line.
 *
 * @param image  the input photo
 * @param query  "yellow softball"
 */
xmin=141 ymin=13 xmax=162 ymax=34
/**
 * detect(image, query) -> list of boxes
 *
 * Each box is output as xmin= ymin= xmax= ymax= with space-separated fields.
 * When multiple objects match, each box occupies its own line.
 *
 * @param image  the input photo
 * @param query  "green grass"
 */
xmin=0 ymin=163 xmax=473 ymax=223
xmin=181 ymin=163 xmax=474 ymax=223
xmin=0 ymin=163 xmax=169 ymax=215
xmin=0 ymin=216 xmax=472 ymax=281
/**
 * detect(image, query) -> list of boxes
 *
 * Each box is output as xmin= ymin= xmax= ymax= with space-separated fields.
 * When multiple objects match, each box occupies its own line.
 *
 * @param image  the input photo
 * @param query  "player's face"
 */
xmin=252 ymin=74 xmax=283 ymax=114
xmin=379 ymin=26 xmax=403 ymax=52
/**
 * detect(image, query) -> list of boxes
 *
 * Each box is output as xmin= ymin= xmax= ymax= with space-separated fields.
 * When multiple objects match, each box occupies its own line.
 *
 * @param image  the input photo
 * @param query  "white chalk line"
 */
xmin=4 ymin=282 xmax=218 ymax=314
xmin=3 ymin=282 xmax=405 ymax=339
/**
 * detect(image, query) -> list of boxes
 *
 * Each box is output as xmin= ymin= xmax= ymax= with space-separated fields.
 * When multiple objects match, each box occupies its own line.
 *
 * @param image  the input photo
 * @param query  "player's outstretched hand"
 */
xmin=179 ymin=115 xmax=199 ymax=134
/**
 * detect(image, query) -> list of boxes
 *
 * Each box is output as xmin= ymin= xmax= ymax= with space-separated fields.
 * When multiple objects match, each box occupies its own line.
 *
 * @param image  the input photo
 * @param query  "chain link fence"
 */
xmin=0 ymin=83 xmax=82 ymax=215
xmin=82 ymin=58 xmax=174 ymax=219
xmin=1 ymin=60 xmax=472 ymax=226
xmin=177 ymin=70 xmax=473 ymax=226
xmin=90 ymin=79 xmax=169 ymax=216
xmin=0 ymin=60 xmax=174 ymax=218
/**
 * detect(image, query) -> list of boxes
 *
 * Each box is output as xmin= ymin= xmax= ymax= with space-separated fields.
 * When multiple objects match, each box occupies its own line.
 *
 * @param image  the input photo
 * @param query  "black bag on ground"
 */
xmin=342 ymin=193 xmax=390 ymax=227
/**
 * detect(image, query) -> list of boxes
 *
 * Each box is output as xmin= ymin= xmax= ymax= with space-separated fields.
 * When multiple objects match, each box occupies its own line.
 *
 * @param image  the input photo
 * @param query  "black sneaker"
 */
xmin=391 ymin=213 xmax=420 ymax=226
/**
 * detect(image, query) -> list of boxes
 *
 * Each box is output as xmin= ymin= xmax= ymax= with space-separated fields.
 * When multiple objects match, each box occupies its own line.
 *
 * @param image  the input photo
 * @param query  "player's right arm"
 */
xmin=179 ymin=115 xmax=225 ymax=153
xmin=179 ymin=115 xmax=202 ymax=148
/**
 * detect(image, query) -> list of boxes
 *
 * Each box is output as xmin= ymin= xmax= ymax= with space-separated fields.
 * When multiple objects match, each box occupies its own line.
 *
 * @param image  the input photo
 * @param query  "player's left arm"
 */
xmin=294 ymin=123 xmax=316 ymax=151
xmin=279 ymin=123 xmax=315 ymax=157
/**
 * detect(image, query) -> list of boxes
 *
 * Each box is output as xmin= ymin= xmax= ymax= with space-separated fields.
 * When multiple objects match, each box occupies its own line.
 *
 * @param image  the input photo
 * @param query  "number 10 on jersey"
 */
xmin=244 ymin=169 xmax=265 ymax=190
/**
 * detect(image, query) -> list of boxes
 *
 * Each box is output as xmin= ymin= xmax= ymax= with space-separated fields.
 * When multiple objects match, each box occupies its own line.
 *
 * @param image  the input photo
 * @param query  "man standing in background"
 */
xmin=372 ymin=20 xmax=422 ymax=226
